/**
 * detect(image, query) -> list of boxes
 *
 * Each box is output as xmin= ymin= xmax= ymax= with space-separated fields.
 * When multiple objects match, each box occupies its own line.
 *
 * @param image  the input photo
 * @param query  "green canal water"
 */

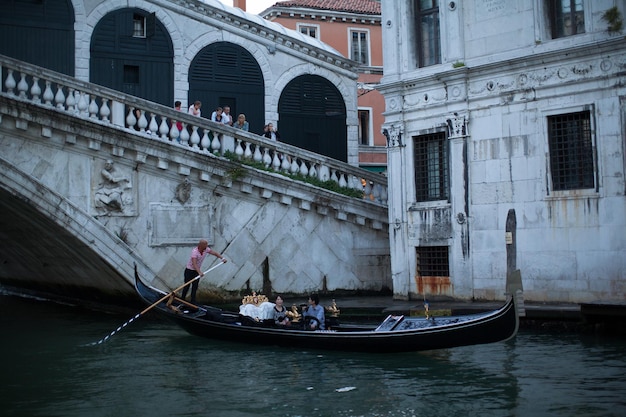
xmin=1 ymin=293 xmax=625 ymax=417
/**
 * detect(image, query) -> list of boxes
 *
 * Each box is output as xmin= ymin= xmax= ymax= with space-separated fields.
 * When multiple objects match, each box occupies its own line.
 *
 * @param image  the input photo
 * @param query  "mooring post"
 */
xmin=505 ymin=209 xmax=516 ymax=276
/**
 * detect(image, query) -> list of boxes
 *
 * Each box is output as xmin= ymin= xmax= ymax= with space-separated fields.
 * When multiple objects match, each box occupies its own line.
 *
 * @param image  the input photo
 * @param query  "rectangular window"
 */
xmin=350 ymin=30 xmax=370 ymax=66
xmin=547 ymin=111 xmax=595 ymax=190
xmin=298 ymin=24 xmax=318 ymax=39
xmin=414 ymin=132 xmax=449 ymax=202
xmin=548 ymin=0 xmax=585 ymax=39
xmin=415 ymin=0 xmax=441 ymax=67
xmin=133 ymin=14 xmax=146 ymax=38
xmin=123 ymin=65 xmax=140 ymax=84
xmin=358 ymin=109 xmax=371 ymax=146
xmin=416 ymin=246 xmax=449 ymax=277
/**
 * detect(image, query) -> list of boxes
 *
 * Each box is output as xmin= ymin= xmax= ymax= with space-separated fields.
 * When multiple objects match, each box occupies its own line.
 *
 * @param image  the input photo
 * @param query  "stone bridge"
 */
xmin=0 ymin=55 xmax=390 ymax=307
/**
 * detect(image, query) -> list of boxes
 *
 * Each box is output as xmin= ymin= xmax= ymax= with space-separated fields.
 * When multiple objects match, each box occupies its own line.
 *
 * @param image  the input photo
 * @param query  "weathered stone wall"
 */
xmin=0 ymin=96 xmax=390 ymax=301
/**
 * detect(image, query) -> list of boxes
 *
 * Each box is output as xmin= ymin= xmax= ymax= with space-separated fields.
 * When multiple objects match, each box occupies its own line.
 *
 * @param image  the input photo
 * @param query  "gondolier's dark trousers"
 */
xmin=182 ymin=268 xmax=199 ymax=304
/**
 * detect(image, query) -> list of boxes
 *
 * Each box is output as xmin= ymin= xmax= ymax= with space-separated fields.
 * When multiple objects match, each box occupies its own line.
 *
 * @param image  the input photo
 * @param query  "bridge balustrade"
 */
xmin=1 ymin=54 xmax=387 ymax=205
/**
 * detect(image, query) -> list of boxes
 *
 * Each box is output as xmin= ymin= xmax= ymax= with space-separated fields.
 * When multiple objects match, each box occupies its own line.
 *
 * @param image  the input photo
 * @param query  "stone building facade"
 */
xmin=0 ymin=0 xmax=361 ymax=164
xmin=379 ymin=0 xmax=626 ymax=302
xmin=261 ymin=0 xmax=387 ymax=173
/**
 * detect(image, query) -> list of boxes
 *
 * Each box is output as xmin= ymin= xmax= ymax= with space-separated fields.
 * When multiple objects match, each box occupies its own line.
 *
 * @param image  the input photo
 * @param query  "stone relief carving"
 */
xmin=446 ymin=113 xmax=468 ymax=138
xmin=94 ymin=160 xmax=134 ymax=216
xmin=175 ymin=178 xmax=192 ymax=204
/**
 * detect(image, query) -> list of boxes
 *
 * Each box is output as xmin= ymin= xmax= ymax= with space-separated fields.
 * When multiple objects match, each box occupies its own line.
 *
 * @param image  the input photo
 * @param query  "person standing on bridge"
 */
xmin=182 ymin=239 xmax=226 ymax=304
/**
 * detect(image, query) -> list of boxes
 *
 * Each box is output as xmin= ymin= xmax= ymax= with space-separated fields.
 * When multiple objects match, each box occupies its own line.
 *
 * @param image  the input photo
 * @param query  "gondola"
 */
xmin=134 ymin=267 xmax=524 ymax=353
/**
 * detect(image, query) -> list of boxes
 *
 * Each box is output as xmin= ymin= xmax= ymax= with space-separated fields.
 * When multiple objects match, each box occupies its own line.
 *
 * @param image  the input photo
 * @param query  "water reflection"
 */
xmin=1 ymin=294 xmax=625 ymax=417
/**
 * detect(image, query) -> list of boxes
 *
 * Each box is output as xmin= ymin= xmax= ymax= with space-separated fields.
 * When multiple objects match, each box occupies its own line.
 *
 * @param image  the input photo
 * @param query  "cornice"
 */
xmin=264 ymin=7 xmax=381 ymax=25
xmin=160 ymin=0 xmax=358 ymax=72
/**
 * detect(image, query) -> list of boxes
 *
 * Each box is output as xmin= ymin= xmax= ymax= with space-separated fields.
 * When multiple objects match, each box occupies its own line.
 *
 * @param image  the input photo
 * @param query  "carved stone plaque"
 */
xmin=149 ymin=203 xmax=213 ymax=247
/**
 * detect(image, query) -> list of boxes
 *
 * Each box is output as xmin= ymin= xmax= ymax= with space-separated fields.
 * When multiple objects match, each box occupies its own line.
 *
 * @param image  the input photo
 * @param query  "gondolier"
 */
xmin=182 ymin=239 xmax=226 ymax=304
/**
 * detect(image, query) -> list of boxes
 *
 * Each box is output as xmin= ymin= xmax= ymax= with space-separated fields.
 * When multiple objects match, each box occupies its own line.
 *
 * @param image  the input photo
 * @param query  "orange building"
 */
xmin=260 ymin=0 xmax=386 ymax=173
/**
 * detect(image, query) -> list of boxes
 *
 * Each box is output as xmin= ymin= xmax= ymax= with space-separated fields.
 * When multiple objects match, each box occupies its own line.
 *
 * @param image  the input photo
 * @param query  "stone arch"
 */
xmin=89 ymin=6 xmax=175 ymax=106
xmin=0 ymin=0 xmax=76 ymax=75
xmin=83 ymin=1 xmax=184 ymax=90
xmin=278 ymin=72 xmax=348 ymax=161
xmin=188 ymin=41 xmax=265 ymax=133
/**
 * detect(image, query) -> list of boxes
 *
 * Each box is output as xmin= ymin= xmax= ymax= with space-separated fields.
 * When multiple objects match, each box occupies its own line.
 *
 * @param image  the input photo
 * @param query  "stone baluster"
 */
xmin=137 ymin=110 xmax=148 ymax=132
xmin=262 ymin=148 xmax=272 ymax=167
xmin=299 ymin=160 xmax=309 ymax=176
xmin=243 ymin=141 xmax=253 ymax=159
xmin=235 ymin=139 xmax=244 ymax=158
xmin=77 ymin=91 xmax=89 ymax=116
xmin=272 ymin=151 xmax=281 ymax=171
xmin=30 ymin=77 xmax=41 ymax=103
xmin=66 ymin=88 xmax=76 ymax=113
xmin=189 ymin=126 xmax=200 ymax=149
xmin=309 ymin=163 xmax=317 ymax=179
xmin=159 ymin=117 xmax=170 ymax=139
xmin=148 ymin=113 xmax=159 ymax=134
xmin=88 ymin=95 xmax=98 ymax=117
xmin=55 ymin=86 xmax=66 ymax=110
xmin=211 ymin=131 xmax=221 ymax=153
xmin=330 ymin=169 xmax=339 ymax=184
xmin=126 ymin=107 xmax=137 ymax=129
xmin=253 ymin=144 xmax=262 ymax=163
xmin=17 ymin=72 xmax=28 ymax=99
xmin=281 ymin=153 xmax=291 ymax=172
xmin=338 ymin=172 xmax=348 ymax=188
xmin=318 ymin=164 xmax=330 ymax=181
xmin=43 ymin=81 xmax=54 ymax=106
xmin=179 ymin=123 xmax=190 ymax=146
xmin=169 ymin=120 xmax=180 ymax=143
xmin=4 ymin=69 xmax=16 ymax=95
xmin=200 ymin=129 xmax=211 ymax=151
xmin=100 ymin=98 xmax=111 ymax=122
xmin=289 ymin=157 xmax=299 ymax=174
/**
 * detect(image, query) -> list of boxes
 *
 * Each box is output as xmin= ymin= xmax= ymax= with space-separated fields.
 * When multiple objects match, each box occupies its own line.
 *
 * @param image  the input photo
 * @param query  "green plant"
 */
xmin=221 ymin=151 xmax=365 ymax=199
xmin=226 ymin=166 xmax=246 ymax=181
xmin=452 ymin=61 xmax=465 ymax=68
xmin=602 ymin=6 xmax=623 ymax=33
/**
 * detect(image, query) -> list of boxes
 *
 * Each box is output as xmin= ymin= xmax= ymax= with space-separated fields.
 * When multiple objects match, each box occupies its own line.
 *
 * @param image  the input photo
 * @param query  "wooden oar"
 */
xmin=87 ymin=260 xmax=226 ymax=345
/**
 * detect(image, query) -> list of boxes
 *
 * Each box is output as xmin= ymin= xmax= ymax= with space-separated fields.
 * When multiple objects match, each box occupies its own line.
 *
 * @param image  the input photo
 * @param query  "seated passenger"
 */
xmin=273 ymin=295 xmax=291 ymax=326
xmin=303 ymin=293 xmax=325 ymax=330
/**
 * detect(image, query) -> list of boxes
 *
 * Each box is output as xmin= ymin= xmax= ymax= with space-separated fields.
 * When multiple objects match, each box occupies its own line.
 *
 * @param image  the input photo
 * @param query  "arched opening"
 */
xmin=279 ymin=75 xmax=347 ymax=161
xmin=90 ymin=8 xmax=174 ymax=106
xmin=188 ymin=42 xmax=264 ymax=133
xmin=0 ymin=0 xmax=75 ymax=75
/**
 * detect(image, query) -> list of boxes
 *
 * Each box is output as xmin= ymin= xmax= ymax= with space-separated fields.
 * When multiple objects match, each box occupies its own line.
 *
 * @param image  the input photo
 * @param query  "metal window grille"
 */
xmin=415 ymin=0 xmax=441 ymax=67
xmin=548 ymin=0 xmax=585 ymax=39
xmin=414 ymin=132 xmax=449 ymax=202
xmin=547 ymin=111 xmax=595 ymax=191
xmin=416 ymin=246 xmax=449 ymax=277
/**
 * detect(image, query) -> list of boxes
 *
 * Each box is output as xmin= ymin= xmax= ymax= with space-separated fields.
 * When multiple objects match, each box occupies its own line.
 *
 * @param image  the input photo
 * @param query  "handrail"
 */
xmin=0 ymin=53 xmax=387 ymax=205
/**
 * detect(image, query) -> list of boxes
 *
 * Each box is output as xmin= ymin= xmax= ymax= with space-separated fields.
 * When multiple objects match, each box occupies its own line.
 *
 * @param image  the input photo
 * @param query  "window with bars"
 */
xmin=547 ymin=111 xmax=595 ymax=191
xmin=350 ymin=30 xmax=369 ymax=65
xmin=416 ymin=246 xmax=449 ymax=277
xmin=547 ymin=0 xmax=585 ymax=39
xmin=414 ymin=132 xmax=449 ymax=202
xmin=415 ymin=0 xmax=441 ymax=67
